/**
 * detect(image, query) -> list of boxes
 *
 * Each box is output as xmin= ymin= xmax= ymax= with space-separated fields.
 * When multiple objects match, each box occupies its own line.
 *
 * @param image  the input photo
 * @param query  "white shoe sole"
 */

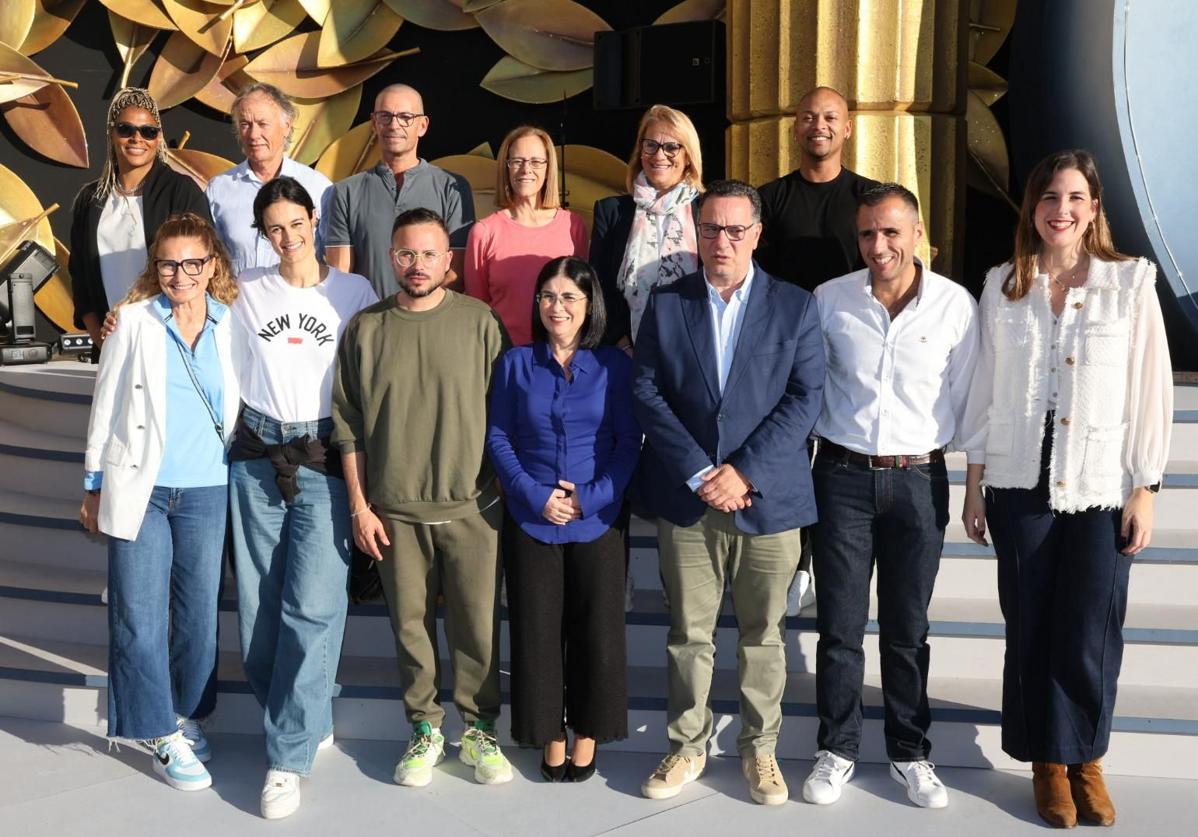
xmin=642 ymin=766 xmax=704 ymax=800
xmin=802 ymin=762 xmax=854 ymax=805
xmin=261 ymin=789 xmax=301 ymax=819
xmin=458 ymin=748 xmax=513 ymax=784
xmin=395 ymin=750 xmax=444 ymax=787
xmin=890 ymin=763 xmax=948 ymax=809
xmin=153 ymin=762 xmax=212 ymax=792
xmin=317 ymin=733 xmax=334 ymax=751
xmin=749 ymin=786 xmax=789 ymax=805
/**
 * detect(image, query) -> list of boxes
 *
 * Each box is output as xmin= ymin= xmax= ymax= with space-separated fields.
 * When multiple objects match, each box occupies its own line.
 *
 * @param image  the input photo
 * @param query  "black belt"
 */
xmin=817 ymin=440 xmax=945 ymax=470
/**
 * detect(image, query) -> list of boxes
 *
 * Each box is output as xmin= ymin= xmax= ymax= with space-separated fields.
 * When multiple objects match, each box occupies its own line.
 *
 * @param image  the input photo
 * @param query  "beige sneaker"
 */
xmin=641 ymin=752 xmax=706 ymax=799
xmin=743 ymin=753 xmax=788 ymax=805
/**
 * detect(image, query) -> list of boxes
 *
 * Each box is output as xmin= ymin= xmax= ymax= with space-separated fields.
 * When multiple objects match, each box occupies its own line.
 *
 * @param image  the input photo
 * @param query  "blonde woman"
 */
xmin=464 ymin=125 xmax=587 ymax=345
xmin=588 ymin=105 xmax=704 ymax=350
xmin=80 ymin=213 xmax=239 ymax=792
xmin=959 ymin=149 xmax=1173 ymax=828
xmin=69 ymin=88 xmax=211 ymax=348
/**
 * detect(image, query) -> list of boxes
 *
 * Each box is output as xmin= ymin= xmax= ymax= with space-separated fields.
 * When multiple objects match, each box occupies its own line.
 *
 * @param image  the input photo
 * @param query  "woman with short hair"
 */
xmin=486 ymin=256 xmax=640 ymax=782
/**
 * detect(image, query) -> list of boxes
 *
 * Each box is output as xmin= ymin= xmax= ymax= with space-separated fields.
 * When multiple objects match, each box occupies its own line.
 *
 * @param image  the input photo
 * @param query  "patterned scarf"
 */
xmin=617 ymin=172 xmax=699 ymax=338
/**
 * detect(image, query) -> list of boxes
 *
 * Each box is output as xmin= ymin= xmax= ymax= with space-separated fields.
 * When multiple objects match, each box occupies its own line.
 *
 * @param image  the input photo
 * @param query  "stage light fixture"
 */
xmin=1 ymin=240 xmax=56 ymax=366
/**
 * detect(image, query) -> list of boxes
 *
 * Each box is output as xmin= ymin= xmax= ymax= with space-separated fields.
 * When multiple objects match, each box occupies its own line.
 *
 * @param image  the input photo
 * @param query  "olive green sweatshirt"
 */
xmin=331 ymin=290 xmax=510 ymax=522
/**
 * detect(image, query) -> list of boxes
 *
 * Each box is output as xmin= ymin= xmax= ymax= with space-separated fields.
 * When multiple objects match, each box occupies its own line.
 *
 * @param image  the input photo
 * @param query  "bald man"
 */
xmin=325 ymin=84 xmax=474 ymax=297
xmin=756 ymin=87 xmax=879 ymax=293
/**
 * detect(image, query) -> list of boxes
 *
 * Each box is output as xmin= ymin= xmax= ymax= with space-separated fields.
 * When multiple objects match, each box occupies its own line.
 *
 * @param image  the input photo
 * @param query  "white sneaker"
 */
xmin=802 ymin=749 xmax=854 ymax=805
xmin=176 ymin=716 xmax=211 ymax=763
xmin=260 ymin=769 xmax=301 ymax=819
xmin=149 ymin=732 xmax=212 ymax=792
xmin=317 ymin=732 xmax=334 ymax=751
xmin=891 ymin=760 xmax=949 ymax=808
xmin=786 ymin=570 xmax=811 ymax=616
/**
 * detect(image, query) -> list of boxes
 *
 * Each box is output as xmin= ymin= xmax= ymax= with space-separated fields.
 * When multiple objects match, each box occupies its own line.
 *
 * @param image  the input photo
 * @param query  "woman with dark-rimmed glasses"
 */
xmin=69 ymin=87 xmax=211 ymax=351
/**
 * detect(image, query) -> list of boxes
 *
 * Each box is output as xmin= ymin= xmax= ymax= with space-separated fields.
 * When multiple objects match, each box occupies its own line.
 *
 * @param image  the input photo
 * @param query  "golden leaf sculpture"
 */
xmin=968 ymin=61 xmax=1007 ymax=109
xmin=110 ymin=11 xmax=158 ymax=89
xmin=555 ymin=144 xmax=625 ymax=234
xmin=430 ymin=153 xmax=497 ymax=223
xmin=654 ymin=0 xmax=725 ymax=24
xmin=161 ymin=0 xmax=233 ymax=57
xmin=476 ymin=0 xmax=610 ymax=72
xmin=0 ymin=1 xmax=37 ymax=52
xmin=480 ymin=56 xmax=591 ymax=104
xmin=149 ymin=30 xmax=225 ymax=110
xmin=296 ymin=0 xmax=331 ymax=24
xmin=35 ymin=237 xmax=76 ymax=333
xmin=317 ymin=1 xmax=403 ymax=68
xmin=98 ymin=0 xmax=177 ymax=31
xmin=460 ymin=0 xmax=503 ymax=11
xmin=0 ymin=164 xmax=72 ymax=331
xmin=233 ymin=0 xmax=306 ymax=54
xmin=166 ymin=137 xmax=236 ymax=190
xmin=19 ymin=0 xmax=87 ymax=56
xmin=466 ymin=141 xmax=493 ymax=159
xmin=194 ymin=53 xmax=249 ymax=113
xmin=315 ymin=121 xmax=380 ymax=181
xmin=0 ymin=40 xmax=55 ymax=104
xmin=243 ymin=31 xmax=416 ymax=98
xmin=966 ymin=89 xmax=1014 ymax=208
xmin=969 ymin=0 xmax=1016 ymax=67
xmin=2 ymin=78 xmax=88 ymax=168
xmin=289 ymin=86 xmax=363 ymax=165
xmin=383 ymin=0 xmax=478 ymax=32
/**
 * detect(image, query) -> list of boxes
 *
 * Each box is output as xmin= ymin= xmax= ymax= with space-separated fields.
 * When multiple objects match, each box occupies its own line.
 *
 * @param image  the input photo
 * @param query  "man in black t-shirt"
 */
xmin=757 ymin=87 xmax=879 ymax=293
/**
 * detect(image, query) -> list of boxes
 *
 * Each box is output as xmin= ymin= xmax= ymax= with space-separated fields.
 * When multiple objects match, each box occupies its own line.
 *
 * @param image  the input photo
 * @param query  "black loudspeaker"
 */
xmin=594 ymin=21 xmax=725 ymax=110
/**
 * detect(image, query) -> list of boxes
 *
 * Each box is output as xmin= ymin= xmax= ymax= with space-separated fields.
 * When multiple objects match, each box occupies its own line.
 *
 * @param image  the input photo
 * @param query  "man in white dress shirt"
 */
xmin=800 ymin=183 xmax=979 ymax=810
xmin=206 ymin=83 xmax=333 ymax=275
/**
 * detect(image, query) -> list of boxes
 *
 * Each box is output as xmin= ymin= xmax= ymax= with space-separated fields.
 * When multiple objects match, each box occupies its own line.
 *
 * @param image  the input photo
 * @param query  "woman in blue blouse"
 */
xmin=487 ymin=256 xmax=641 ymax=782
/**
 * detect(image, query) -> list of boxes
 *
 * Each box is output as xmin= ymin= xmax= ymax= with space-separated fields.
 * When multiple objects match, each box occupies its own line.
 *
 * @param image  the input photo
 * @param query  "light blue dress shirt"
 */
xmin=685 ymin=264 xmax=756 ymax=491
xmin=205 ymin=157 xmax=333 ymax=276
xmin=84 ymin=294 xmax=229 ymax=491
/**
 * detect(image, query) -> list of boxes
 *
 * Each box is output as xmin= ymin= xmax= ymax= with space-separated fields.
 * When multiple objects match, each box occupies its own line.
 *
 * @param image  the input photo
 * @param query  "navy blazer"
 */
xmin=631 ymin=264 xmax=825 ymax=535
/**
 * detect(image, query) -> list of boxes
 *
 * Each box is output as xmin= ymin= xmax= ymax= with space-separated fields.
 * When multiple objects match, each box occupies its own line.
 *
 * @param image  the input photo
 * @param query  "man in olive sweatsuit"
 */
xmin=332 ymin=207 xmax=511 ymax=788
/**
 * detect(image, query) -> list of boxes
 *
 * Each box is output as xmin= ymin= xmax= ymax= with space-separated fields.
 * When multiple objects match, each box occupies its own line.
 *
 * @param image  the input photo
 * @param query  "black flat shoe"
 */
xmin=566 ymin=753 xmax=597 ymax=783
xmin=541 ymin=758 xmax=568 ymax=782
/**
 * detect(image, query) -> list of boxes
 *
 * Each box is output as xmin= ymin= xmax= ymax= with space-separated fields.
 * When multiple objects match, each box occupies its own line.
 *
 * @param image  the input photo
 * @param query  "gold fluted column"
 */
xmin=727 ymin=0 xmax=966 ymax=276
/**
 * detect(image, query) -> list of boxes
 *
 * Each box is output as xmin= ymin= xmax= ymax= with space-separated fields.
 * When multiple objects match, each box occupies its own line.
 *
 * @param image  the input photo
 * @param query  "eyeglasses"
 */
xmin=155 ymin=255 xmax=213 ymax=276
xmin=371 ymin=111 xmax=425 ymax=127
xmin=391 ymin=249 xmax=446 ymax=267
xmin=641 ymin=139 xmax=684 ymax=158
xmin=698 ymin=223 xmax=755 ymax=241
xmin=506 ymin=157 xmax=548 ymax=171
xmin=535 ymin=292 xmax=588 ymax=306
xmin=113 ymin=122 xmax=161 ymax=141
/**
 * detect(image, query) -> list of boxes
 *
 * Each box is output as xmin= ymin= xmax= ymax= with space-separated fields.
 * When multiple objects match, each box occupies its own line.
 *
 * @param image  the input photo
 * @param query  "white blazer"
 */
xmin=959 ymin=257 xmax=1173 ymax=512
xmin=83 ymin=297 xmax=240 ymax=540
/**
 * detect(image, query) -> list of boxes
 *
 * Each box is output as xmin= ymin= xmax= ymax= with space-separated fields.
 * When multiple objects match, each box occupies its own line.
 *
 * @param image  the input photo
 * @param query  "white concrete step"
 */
xmin=2 ymin=633 xmax=1195 ymax=778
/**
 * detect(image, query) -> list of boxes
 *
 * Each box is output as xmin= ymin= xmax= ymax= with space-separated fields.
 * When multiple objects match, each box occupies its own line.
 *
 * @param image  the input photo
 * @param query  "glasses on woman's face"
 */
xmin=536 ymin=292 xmax=588 ymax=306
xmin=506 ymin=157 xmax=548 ymax=171
xmin=371 ymin=111 xmax=425 ymax=127
xmin=391 ymin=248 xmax=445 ymax=268
xmin=155 ymin=255 xmax=213 ymax=276
xmin=698 ymin=223 xmax=753 ymax=242
xmin=641 ymin=139 xmax=684 ymax=159
xmin=113 ymin=122 xmax=161 ymax=141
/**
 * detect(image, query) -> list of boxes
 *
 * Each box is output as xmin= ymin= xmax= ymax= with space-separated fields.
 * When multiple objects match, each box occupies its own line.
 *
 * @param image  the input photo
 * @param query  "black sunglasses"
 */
xmin=113 ymin=122 xmax=161 ymax=141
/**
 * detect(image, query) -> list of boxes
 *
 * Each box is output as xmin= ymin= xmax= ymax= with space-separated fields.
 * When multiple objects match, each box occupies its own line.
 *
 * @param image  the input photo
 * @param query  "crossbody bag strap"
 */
xmin=172 ymin=336 xmax=224 ymax=442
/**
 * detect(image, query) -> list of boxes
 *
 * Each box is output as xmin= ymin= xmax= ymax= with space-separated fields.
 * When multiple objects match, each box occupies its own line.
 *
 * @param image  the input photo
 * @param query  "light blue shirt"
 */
xmin=685 ymin=263 xmax=757 ymax=492
xmin=84 ymin=294 xmax=230 ymax=491
xmin=205 ymin=157 xmax=333 ymax=276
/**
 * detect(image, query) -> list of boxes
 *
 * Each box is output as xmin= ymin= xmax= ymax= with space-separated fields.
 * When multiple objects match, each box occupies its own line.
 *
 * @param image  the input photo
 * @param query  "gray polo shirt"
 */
xmin=325 ymin=160 xmax=474 ymax=298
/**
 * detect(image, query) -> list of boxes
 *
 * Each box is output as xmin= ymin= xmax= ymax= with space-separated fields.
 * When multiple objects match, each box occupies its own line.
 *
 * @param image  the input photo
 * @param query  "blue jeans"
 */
xmin=229 ymin=407 xmax=351 ymax=775
xmin=107 ymin=485 xmax=226 ymax=741
xmin=810 ymin=451 xmax=949 ymax=761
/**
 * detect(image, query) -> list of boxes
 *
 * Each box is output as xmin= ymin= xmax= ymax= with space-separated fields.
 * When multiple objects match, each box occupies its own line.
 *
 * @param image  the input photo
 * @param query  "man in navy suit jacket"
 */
xmin=632 ymin=180 xmax=825 ymax=805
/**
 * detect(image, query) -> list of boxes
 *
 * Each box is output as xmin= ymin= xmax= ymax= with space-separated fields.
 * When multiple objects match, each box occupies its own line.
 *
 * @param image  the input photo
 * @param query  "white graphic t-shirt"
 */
xmin=233 ymin=266 xmax=378 ymax=422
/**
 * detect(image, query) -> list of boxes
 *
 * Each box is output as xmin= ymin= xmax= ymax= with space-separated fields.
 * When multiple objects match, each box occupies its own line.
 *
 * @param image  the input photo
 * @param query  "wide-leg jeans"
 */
xmin=107 ymin=484 xmax=226 ymax=741
xmin=229 ymin=408 xmax=351 ymax=775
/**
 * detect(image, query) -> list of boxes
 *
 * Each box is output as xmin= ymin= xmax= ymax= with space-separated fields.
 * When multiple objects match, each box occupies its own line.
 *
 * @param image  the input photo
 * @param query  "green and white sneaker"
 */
xmin=459 ymin=722 xmax=513 ymax=785
xmin=393 ymin=722 xmax=445 ymax=787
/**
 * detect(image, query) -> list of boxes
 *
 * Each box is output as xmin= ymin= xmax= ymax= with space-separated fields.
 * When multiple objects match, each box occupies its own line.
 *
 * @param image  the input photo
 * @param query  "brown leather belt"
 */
xmin=817 ymin=440 xmax=945 ymax=470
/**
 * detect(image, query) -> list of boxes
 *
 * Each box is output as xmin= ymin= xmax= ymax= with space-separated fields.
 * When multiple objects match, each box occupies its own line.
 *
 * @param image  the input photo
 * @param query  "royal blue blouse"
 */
xmin=487 ymin=342 xmax=641 ymax=543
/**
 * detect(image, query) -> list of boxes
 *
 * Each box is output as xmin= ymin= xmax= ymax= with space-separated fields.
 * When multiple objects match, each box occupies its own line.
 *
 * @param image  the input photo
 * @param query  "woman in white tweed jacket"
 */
xmin=958 ymin=149 xmax=1172 ymax=829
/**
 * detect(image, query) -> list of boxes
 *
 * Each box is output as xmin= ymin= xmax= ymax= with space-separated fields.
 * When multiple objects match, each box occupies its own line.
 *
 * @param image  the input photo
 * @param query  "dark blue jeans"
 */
xmin=810 ymin=452 xmax=949 ymax=762
xmin=107 ymin=484 xmax=226 ymax=741
xmin=986 ymin=427 xmax=1131 ymax=764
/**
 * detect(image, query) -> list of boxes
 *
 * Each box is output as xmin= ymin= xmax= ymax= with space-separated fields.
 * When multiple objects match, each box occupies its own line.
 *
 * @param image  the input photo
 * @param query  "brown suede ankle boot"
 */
xmin=1068 ymin=760 xmax=1116 ymax=826
xmin=1033 ymin=762 xmax=1077 ymax=828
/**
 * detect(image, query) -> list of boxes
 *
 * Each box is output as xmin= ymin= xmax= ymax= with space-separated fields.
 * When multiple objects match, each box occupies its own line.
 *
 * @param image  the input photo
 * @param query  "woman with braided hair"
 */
xmin=69 ymin=87 xmax=212 ymax=350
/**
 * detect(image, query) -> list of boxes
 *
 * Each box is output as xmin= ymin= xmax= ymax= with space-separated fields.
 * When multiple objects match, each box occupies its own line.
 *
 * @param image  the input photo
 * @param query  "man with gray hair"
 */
xmin=206 ymin=82 xmax=334 ymax=275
